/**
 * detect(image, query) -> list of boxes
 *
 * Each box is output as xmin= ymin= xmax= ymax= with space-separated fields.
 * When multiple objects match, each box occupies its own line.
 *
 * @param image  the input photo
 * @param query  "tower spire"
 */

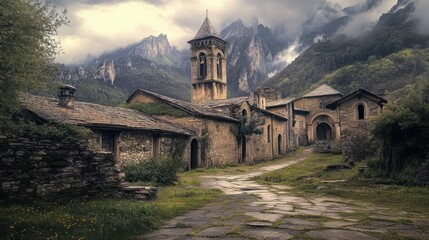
xmin=206 ymin=9 xmax=208 ymax=18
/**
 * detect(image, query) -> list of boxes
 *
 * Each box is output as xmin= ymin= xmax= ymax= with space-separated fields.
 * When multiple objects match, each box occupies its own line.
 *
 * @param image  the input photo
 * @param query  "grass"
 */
xmin=0 ymin=185 xmax=221 ymax=239
xmin=255 ymin=153 xmax=429 ymax=217
xmin=179 ymin=148 xmax=305 ymax=181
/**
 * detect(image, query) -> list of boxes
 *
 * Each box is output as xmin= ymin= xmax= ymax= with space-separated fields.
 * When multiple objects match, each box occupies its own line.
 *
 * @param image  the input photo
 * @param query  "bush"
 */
xmin=124 ymin=154 xmax=183 ymax=185
xmin=371 ymin=78 xmax=429 ymax=181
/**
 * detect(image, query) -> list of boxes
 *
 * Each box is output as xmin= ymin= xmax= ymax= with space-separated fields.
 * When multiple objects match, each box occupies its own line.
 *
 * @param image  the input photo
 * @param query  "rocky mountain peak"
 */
xmin=131 ymin=33 xmax=171 ymax=59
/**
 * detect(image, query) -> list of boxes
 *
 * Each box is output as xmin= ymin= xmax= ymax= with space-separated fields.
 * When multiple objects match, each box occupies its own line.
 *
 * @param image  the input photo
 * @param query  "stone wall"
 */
xmin=0 ymin=136 xmax=120 ymax=200
xmin=338 ymin=96 xmax=382 ymax=162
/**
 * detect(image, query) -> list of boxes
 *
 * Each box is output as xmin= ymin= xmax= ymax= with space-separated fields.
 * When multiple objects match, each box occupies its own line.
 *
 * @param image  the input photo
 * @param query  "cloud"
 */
xmin=335 ymin=0 xmax=397 ymax=37
xmin=54 ymin=0 xmax=374 ymax=64
xmin=412 ymin=0 xmax=429 ymax=35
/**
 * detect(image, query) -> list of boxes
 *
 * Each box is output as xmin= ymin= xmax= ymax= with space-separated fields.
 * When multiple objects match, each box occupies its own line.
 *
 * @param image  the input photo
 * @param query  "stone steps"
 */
xmin=118 ymin=183 xmax=158 ymax=201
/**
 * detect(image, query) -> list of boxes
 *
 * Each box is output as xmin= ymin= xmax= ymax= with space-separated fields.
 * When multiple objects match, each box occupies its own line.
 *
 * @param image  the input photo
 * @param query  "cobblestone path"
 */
xmin=140 ymin=149 xmax=429 ymax=239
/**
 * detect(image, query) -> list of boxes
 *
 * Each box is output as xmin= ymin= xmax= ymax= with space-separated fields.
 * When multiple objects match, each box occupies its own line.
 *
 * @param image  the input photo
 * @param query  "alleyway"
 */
xmin=140 ymin=149 xmax=428 ymax=240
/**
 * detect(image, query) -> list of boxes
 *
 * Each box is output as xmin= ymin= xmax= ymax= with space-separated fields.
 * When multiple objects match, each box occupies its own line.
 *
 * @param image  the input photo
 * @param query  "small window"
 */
xmin=242 ymin=109 xmax=247 ymax=123
xmin=101 ymin=131 xmax=115 ymax=152
xmin=267 ymin=125 xmax=271 ymax=143
xmin=216 ymin=53 xmax=222 ymax=79
xmin=358 ymin=104 xmax=365 ymax=120
xmin=199 ymin=52 xmax=207 ymax=79
xmin=153 ymin=134 xmax=160 ymax=157
xmin=299 ymin=121 xmax=303 ymax=129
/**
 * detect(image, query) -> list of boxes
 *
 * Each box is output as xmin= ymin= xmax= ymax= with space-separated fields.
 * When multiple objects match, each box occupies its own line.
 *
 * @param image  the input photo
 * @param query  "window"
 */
xmin=358 ymin=104 xmax=365 ymax=120
xmin=199 ymin=52 xmax=207 ymax=79
xmin=242 ymin=109 xmax=247 ymax=123
xmin=153 ymin=134 xmax=160 ymax=157
xmin=267 ymin=125 xmax=271 ymax=143
xmin=101 ymin=131 xmax=115 ymax=152
xmin=299 ymin=121 xmax=303 ymax=130
xmin=216 ymin=53 xmax=222 ymax=79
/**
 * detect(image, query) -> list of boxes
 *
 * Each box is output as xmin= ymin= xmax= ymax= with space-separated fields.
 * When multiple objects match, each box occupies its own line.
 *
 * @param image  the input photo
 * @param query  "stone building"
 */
xmin=126 ymin=16 xmax=289 ymax=168
xmin=326 ymin=88 xmax=387 ymax=161
xmin=21 ymin=87 xmax=191 ymax=167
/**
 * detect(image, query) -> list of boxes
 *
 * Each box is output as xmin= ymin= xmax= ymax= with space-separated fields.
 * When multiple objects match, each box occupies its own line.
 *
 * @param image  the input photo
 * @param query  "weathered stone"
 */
xmin=243 ymin=228 xmax=293 ymax=240
xmin=244 ymin=212 xmax=283 ymax=222
xmin=246 ymin=221 xmax=273 ymax=227
xmin=197 ymin=226 xmax=233 ymax=238
xmin=306 ymin=229 xmax=379 ymax=240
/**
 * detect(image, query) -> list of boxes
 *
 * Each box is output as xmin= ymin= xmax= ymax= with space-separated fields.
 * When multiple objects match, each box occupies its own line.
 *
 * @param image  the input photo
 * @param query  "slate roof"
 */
xmin=302 ymin=84 xmax=342 ymax=98
xmin=189 ymin=17 xmax=224 ymax=42
xmin=127 ymin=89 xmax=239 ymax=123
xmin=21 ymin=95 xmax=191 ymax=136
xmin=200 ymin=97 xmax=249 ymax=108
xmin=326 ymin=88 xmax=387 ymax=110
xmin=266 ymin=98 xmax=295 ymax=108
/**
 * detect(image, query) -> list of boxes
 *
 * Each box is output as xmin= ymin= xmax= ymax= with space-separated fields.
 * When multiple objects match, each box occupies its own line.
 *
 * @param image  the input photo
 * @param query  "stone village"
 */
xmin=0 ymin=16 xmax=387 ymax=199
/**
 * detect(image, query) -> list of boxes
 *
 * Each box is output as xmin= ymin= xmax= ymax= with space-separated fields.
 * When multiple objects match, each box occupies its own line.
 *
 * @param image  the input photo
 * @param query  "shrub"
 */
xmin=124 ymin=154 xmax=183 ymax=185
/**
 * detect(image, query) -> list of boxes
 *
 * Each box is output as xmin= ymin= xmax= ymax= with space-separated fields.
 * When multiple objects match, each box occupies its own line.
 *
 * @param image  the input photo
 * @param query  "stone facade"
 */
xmin=0 ymin=136 xmax=120 ymax=200
xmin=326 ymin=89 xmax=387 ymax=161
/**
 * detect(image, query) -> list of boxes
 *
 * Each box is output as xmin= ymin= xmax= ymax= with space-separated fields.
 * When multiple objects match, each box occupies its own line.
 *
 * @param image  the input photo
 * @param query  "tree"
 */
xmin=0 ymin=0 xmax=68 ymax=121
xmin=371 ymin=78 xmax=429 ymax=180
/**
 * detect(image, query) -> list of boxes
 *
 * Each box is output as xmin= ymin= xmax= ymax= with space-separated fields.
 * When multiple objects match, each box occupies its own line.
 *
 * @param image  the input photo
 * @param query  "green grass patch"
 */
xmin=255 ymin=153 xmax=429 ymax=217
xmin=0 ymin=186 xmax=220 ymax=239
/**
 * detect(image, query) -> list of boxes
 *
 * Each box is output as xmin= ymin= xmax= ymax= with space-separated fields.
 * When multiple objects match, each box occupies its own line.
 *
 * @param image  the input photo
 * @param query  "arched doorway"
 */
xmin=278 ymin=134 xmax=282 ymax=154
xmin=190 ymin=139 xmax=198 ymax=169
xmin=316 ymin=123 xmax=332 ymax=141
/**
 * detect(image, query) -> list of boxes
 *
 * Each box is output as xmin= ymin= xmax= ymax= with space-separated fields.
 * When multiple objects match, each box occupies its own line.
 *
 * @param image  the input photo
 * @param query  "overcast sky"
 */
xmin=51 ymin=0 xmax=409 ymax=64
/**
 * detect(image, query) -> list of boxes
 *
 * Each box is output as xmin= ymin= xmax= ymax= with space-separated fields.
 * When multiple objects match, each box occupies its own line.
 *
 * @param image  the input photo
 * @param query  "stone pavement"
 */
xmin=139 ymin=150 xmax=429 ymax=239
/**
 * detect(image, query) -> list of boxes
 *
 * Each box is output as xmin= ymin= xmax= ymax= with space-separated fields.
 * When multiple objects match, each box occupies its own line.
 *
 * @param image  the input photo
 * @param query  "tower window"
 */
xmin=199 ymin=52 xmax=207 ymax=80
xmin=358 ymin=104 xmax=365 ymax=120
xmin=217 ymin=53 xmax=222 ymax=79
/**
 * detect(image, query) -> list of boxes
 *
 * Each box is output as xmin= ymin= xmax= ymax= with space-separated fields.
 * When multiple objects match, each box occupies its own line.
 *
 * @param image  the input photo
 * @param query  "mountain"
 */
xmin=220 ymin=20 xmax=285 ymax=96
xmin=59 ymin=34 xmax=191 ymax=105
xmin=261 ymin=0 xmax=429 ymax=98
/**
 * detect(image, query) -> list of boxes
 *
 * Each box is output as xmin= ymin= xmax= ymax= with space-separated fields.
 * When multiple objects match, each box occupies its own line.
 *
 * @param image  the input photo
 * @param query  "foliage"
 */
xmin=0 ymin=0 xmax=68 ymax=120
xmin=125 ymin=139 xmax=187 ymax=185
xmin=0 ymin=187 xmax=220 ymax=239
xmin=65 ymin=78 xmax=127 ymax=106
xmin=232 ymin=111 xmax=265 ymax=143
xmin=262 ymin=17 xmax=429 ymax=97
xmin=0 ymin=118 xmax=91 ymax=141
xmin=370 ymin=78 xmax=429 ymax=182
xmin=126 ymin=103 xmax=189 ymax=117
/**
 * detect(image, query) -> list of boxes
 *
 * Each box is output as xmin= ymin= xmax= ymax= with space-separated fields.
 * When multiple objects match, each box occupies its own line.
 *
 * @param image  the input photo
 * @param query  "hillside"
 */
xmin=261 ymin=1 xmax=429 ymax=97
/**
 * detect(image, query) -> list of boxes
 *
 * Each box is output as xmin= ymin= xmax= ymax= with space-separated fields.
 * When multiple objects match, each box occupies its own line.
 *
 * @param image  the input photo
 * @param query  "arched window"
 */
xmin=216 ymin=53 xmax=222 ymax=79
xmin=242 ymin=109 xmax=247 ymax=123
xmin=199 ymin=52 xmax=207 ymax=79
xmin=267 ymin=125 xmax=271 ymax=143
xmin=358 ymin=104 xmax=365 ymax=120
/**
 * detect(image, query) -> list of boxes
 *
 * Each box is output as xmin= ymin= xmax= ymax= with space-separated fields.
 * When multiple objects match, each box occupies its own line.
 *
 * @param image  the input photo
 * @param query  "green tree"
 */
xmin=371 ymin=78 xmax=429 ymax=180
xmin=0 ymin=0 xmax=68 ymax=121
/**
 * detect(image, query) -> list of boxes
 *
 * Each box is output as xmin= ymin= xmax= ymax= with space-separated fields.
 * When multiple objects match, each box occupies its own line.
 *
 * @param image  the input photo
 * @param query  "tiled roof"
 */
xmin=266 ymin=98 xmax=295 ymax=108
xmin=191 ymin=17 xmax=221 ymax=41
xmin=127 ymin=89 xmax=239 ymax=122
xmin=302 ymin=84 xmax=342 ymax=98
xmin=326 ymin=88 xmax=387 ymax=110
xmin=200 ymin=97 xmax=249 ymax=108
xmin=21 ymin=95 xmax=191 ymax=136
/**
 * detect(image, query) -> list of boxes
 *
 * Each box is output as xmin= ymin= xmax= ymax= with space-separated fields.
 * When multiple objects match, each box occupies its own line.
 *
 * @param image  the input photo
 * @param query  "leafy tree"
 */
xmin=371 ymin=78 xmax=429 ymax=181
xmin=0 ymin=0 xmax=68 ymax=121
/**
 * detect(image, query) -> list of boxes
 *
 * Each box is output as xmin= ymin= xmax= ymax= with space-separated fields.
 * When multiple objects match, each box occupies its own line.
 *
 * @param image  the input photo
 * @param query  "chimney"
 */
xmin=58 ymin=85 xmax=76 ymax=108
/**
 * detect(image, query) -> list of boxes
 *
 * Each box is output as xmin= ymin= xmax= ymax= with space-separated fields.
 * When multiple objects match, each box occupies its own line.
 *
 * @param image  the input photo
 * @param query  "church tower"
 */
xmin=188 ymin=15 xmax=227 ymax=103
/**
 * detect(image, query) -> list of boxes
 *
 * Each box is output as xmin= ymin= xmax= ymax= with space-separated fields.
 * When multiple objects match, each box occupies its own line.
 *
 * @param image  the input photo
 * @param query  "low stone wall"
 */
xmin=0 ymin=135 xmax=120 ymax=200
xmin=313 ymin=140 xmax=332 ymax=153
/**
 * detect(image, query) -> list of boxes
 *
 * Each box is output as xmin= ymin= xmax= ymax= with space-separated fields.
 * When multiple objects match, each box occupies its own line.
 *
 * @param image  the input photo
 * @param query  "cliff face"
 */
xmin=221 ymin=20 xmax=284 ymax=96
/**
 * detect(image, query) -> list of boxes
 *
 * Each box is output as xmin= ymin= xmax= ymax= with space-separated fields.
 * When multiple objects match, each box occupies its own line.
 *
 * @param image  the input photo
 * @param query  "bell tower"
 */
xmin=188 ymin=14 xmax=227 ymax=103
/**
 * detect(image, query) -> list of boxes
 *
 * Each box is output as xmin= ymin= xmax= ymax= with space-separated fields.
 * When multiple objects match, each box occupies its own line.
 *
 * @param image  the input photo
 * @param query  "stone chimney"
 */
xmin=58 ymin=85 xmax=76 ymax=108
